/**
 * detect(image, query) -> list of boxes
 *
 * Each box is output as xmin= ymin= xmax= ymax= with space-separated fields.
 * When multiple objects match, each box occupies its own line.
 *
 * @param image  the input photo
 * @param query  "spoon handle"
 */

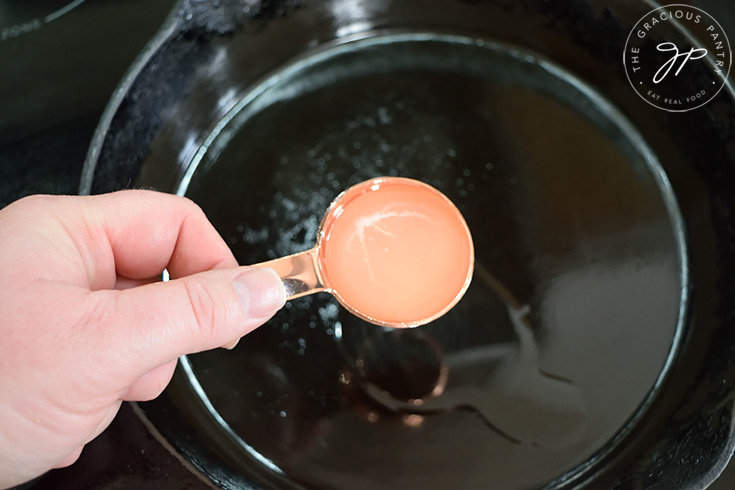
xmin=253 ymin=247 xmax=326 ymax=300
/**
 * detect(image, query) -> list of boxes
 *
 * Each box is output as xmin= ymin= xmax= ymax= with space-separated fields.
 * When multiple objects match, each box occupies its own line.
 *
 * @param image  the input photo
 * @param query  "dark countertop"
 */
xmin=0 ymin=0 xmax=176 ymax=207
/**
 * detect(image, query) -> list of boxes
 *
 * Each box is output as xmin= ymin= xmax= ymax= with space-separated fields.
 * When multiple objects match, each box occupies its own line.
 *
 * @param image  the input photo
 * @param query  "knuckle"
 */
xmin=18 ymin=193 xmax=54 ymax=205
xmin=149 ymin=366 xmax=175 ymax=400
xmin=136 ymin=377 xmax=166 ymax=402
xmin=83 ymin=291 xmax=126 ymax=362
xmin=180 ymin=196 xmax=207 ymax=219
xmin=83 ymin=291 xmax=117 ymax=330
xmin=6 ymin=194 xmax=56 ymax=215
xmin=183 ymin=281 xmax=221 ymax=341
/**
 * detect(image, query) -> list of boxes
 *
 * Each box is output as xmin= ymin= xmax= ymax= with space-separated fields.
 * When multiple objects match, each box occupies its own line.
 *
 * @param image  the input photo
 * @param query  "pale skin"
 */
xmin=0 ymin=190 xmax=286 ymax=489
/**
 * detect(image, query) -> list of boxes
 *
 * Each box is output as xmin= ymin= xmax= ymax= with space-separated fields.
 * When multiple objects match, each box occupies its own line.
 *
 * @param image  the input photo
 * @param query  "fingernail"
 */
xmin=233 ymin=268 xmax=286 ymax=318
xmin=221 ymin=338 xmax=240 ymax=350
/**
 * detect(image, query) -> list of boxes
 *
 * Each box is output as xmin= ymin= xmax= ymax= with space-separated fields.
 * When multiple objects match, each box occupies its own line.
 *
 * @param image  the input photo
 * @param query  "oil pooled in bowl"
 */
xmin=353 ymin=298 xmax=587 ymax=448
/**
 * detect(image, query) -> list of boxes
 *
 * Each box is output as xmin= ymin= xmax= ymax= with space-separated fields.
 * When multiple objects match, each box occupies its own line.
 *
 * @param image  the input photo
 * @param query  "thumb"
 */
xmin=102 ymin=267 xmax=286 ymax=376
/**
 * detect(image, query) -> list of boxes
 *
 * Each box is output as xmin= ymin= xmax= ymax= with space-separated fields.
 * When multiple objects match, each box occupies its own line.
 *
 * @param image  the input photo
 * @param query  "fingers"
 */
xmin=114 ymin=275 xmax=160 ymax=291
xmin=53 ymin=446 xmax=83 ymax=469
xmin=52 ymin=402 xmax=121 ymax=469
xmin=101 ymin=267 xmax=285 ymax=376
xmin=44 ymin=190 xmax=286 ymax=387
xmin=75 ymin=190 xmax=239 ymax=285
xmin=122 ymin=360 xmax=178 ymax=402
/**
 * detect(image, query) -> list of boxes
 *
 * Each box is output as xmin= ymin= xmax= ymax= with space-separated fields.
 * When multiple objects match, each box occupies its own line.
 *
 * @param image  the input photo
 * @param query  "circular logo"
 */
xmin=624 ymin=4 xmax=732 ymax=112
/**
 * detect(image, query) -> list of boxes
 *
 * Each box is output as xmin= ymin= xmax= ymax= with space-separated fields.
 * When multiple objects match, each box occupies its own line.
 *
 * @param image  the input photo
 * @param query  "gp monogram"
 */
xmin=624 ymin=4 xmax=731 ymax=112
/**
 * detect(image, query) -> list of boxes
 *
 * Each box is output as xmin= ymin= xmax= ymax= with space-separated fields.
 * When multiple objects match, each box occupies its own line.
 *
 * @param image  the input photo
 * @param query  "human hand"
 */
xmin=0 ymin=191 xmax=286 ymax=488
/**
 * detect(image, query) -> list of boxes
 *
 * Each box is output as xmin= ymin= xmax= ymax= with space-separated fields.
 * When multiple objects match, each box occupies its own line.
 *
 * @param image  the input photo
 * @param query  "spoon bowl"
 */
xmin=256 ymin=177 xmax=474 ymax=328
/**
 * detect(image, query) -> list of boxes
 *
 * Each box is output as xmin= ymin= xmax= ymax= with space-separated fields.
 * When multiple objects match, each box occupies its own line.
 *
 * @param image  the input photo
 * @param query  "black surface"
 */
xmin=0 ymin=1 xmax=205 ymax=488
xmin=79 ymin=0 xmax=735 ymax=489
xmin=4 ymin=0 xmax=735 ymax=488
xmin=0 ymin=0 xmax=178 ymax=207
xmin=29 ymin=403 xmax=208 ymax=490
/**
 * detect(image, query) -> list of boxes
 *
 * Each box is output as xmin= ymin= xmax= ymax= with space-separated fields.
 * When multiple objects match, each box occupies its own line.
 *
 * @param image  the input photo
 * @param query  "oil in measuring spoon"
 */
xmin=318 ymin=177 xmax=473 ymax=327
